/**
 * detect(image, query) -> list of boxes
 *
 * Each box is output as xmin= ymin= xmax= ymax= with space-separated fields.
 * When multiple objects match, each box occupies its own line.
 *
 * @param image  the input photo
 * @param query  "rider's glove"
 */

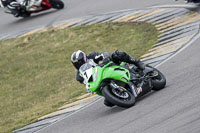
xmin=99 ymin=57 xmax=111 ymax=67
xmin=95 ymin=54 xmax=104 ymax=62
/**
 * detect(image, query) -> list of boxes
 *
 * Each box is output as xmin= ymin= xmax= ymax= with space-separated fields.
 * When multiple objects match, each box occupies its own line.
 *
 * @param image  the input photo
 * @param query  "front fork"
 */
xmin=109 ymin=81 xmax=130 ymax=99
xmin=109 ymin=81 xmax=139 ymax=98
xmin=109 ymin=81 xmax=126 ymax=92
xmin=109 ymin=77 xmax=153 ymax=99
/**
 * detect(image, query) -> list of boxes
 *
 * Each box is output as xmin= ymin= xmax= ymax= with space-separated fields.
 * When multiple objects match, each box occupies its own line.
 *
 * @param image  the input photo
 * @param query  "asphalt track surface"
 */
xmin=33 ymin=1 xmax=200 ymax=133
xmin=1 ymin=0 xmax=200 ymax=133
xmin=0 ymin=0 xmax=184 ymax=35
xmin=37 ymin=35 xmax=200 ymax=133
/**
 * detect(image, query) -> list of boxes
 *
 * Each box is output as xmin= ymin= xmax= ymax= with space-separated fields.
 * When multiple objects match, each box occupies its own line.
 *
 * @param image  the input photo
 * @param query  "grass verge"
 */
xmin=0 ymin=22 xmax=158 ymax=133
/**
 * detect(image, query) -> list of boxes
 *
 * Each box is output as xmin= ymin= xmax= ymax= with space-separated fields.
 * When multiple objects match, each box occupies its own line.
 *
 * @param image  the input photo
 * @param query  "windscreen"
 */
xmin=79 ymin=63 xmax=94 ymax=84
xmin=79 ymin=63 xmax=93 ymax=73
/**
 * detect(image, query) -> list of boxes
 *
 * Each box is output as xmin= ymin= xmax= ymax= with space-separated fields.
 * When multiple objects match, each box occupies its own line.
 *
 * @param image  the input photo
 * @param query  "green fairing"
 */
xmin=87 ymin=61 xmax=130 ymax=96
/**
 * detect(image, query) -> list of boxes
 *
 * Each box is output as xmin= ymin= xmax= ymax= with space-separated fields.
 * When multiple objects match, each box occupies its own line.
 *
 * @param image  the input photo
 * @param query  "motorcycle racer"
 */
xmin=1 ymin=0 xmax=43 ymax=17
xmin=71 ymin=50 xmax=145 ymax=84
xmin=70 ymin=50 xmax=145 ymax=106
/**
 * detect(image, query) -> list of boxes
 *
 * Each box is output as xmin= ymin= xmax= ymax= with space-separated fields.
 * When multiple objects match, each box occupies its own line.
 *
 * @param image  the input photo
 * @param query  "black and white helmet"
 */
xmin=7 ymin=1 xmax=21 ymax=10
xmin=0 ymin=0 xmax=9 ymax=7
xmin=71 ymin=50 xmax=87 ymax=69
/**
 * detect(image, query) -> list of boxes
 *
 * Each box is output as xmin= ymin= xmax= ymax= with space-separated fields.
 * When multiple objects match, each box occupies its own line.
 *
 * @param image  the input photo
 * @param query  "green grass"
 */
xmin=0 ymin=22 xmax=158 ymax=133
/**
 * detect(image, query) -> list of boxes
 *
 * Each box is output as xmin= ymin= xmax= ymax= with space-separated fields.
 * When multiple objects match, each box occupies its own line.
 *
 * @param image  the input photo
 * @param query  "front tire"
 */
xmin=102 ymin=86 xmax=135 ymax=108
xmin=104 ymin=99 xmax=114 ymax=107
xmin=151 ymin=68 xmax=166 ymax=91
xmin=50 ymin=0 xmax=64 ymax=9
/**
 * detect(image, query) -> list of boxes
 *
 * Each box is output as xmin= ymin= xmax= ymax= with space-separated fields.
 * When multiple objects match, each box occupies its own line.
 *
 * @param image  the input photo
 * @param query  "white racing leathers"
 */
xmin=25 ymin=0 xmax=42 ymax=12
xmin=8 ymin=0 xmax=43 ymax=12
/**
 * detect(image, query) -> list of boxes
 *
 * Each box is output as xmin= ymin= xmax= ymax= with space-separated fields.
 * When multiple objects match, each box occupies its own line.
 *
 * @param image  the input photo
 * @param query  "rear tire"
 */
xmin=102 ymin=86 xmax=135 ymax=108
xmin=151 ymin=68 xmax=166 ymax=91
xmin=50 ymin=0 xmax=64 ymax=9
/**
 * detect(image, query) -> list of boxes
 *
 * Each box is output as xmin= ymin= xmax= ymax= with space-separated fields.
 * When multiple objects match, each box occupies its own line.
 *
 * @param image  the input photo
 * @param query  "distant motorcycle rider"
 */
xmin=1 ymin=0 xmax=42 ymax=17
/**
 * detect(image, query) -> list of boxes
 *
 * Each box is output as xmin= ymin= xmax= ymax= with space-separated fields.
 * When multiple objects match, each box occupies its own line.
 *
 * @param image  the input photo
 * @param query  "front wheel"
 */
xmin=151 ymin=68 xmax=166 ymax=91
xmin=102 ymin=86 xmax=135 ymax=108
xmin=50 ymin=0 xmax=64 ymax=9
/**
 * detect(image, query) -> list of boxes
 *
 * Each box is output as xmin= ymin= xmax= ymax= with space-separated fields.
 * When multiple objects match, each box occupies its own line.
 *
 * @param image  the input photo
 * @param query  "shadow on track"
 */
xmin=99 ymin=106 xmax=127 ymax=117
xmin=9 ymin=10 xmax=59 ymax=24
xmin=99 ymin=85 xmax=169 ymax=117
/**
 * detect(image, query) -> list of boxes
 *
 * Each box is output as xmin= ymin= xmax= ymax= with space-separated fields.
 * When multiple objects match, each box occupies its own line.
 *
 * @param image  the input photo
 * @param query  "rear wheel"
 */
xmin=151 ymin=68 xmax=166 ymax=91
xmin=50 ymin=0 xmax=64 ymax=9
xmin=102 ymin=86 xmax=135 ymax=108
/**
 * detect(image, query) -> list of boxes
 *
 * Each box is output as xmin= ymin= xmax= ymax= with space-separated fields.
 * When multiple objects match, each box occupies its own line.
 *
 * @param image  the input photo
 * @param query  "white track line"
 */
xmin=156 ymin=26 xmax=200 ymax=68
xmin=34 ymin=97 xmax=103 ymax=133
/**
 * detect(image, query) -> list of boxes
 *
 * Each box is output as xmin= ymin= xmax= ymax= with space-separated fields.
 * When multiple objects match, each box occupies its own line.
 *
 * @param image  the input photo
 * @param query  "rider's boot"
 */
xmin=129 ymin=57 xmax=145 ymax=71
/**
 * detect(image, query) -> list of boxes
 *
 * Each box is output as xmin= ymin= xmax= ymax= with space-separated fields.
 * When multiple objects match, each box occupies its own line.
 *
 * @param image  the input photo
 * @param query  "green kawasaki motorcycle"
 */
xmin=79 ymin=59 xmax=166 ymax=108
